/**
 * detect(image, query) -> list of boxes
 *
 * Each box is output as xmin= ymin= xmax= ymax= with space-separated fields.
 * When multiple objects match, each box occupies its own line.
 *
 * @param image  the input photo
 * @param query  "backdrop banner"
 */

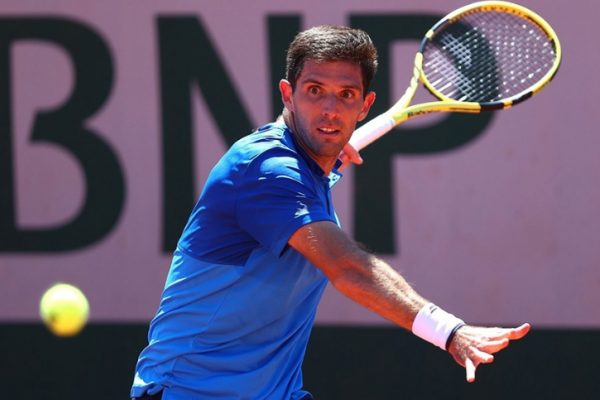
xmin=0 ymin=0 xmax=596 ymax=328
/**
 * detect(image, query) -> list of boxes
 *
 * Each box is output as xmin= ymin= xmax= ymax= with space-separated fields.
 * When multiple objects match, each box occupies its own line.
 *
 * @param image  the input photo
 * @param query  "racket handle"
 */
xmin=349 ymin=113 xmax=396 ymax=151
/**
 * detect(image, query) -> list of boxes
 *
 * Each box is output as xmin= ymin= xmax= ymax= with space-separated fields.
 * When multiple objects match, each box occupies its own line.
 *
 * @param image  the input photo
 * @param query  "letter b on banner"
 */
xmin=0 ymin=18 xmax=124 ymax=252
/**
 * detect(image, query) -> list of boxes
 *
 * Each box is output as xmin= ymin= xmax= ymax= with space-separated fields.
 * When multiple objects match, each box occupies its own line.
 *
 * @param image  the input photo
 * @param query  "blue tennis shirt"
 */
xmin=131 ymin=122 xmax=343 ymax=400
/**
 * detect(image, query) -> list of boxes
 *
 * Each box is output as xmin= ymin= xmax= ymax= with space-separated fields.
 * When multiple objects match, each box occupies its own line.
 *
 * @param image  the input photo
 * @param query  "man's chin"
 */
xmin=318 ymin=144 xmax=345 ymax=159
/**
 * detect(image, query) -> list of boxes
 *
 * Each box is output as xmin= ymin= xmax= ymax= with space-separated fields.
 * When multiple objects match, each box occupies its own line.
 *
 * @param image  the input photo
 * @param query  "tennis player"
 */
xmin=131 ymin=25 xmax=529 ymax=400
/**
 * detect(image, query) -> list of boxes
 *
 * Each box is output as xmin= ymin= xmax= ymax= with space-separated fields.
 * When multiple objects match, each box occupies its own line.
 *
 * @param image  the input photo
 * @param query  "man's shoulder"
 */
xmin=228 ymin=122 xmax=301 ymax=164
xmin=238 ymin=122 xmax=292 ymax=149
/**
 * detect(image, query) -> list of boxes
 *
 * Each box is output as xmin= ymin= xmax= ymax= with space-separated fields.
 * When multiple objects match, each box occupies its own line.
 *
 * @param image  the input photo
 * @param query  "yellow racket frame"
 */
xmin=350 ymin=1 xmax=562 ymax=151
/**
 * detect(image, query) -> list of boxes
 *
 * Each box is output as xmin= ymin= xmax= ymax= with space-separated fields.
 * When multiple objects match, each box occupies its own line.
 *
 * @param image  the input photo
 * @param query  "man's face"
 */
xmin=280 ymin=60 xmax=375 ymax=170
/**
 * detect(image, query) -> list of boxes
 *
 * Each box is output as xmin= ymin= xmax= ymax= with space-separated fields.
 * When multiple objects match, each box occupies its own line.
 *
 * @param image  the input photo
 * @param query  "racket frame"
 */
xmin=350 ymin=1 xmax=562 ymax=151
xmin=420 ymin=1 xmax=562 ymax=110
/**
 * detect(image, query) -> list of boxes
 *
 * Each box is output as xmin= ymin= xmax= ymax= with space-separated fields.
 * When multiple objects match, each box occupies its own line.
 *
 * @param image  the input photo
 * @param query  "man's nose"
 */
xmin=322 ymin=94 xmax=340 ymax=117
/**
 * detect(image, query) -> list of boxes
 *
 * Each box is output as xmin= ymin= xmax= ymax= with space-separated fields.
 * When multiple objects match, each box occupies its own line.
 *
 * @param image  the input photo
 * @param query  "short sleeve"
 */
xmin=236 ymin=149 xmax=335 ymax=257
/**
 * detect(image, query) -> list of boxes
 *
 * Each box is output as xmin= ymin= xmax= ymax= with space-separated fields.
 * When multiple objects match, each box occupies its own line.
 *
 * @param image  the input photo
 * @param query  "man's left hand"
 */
xmin=338 ymin=143 xmax=363 ymax=170
xmin=448 ymin=323 xmax=531 ymax=382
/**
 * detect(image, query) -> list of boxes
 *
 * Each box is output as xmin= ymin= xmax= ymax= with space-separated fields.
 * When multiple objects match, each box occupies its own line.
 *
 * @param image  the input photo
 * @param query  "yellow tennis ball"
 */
xmin=40 ymin=283 xmax=89 ymax=337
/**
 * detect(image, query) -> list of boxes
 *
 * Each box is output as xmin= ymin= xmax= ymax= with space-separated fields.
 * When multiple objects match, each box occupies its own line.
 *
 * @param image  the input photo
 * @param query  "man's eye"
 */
xmin=341 ymin=91 xmax=353 ymax=99
xmin=309 ymin=87 xmax=320 ymax=94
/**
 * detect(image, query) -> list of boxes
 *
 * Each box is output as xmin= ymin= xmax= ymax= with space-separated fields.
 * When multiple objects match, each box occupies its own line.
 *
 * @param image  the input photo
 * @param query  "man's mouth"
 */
xmin=318 ymin=127 xmax=339 ymax=134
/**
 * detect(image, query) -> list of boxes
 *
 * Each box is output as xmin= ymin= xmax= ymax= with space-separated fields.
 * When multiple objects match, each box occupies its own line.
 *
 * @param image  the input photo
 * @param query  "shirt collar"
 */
xmin=276 ymin=122 xmax=344 ymax=187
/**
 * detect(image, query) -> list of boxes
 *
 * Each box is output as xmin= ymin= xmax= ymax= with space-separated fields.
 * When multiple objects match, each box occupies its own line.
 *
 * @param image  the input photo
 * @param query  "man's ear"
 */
xmin=279 ymin=79 xmax=294 ymax=112
xmin=357 ymin=91 xmax=376 ymax=122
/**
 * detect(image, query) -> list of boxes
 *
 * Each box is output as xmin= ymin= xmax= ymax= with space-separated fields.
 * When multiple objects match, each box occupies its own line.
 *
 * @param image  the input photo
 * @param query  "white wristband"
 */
xmin=412 ymin=303 xmax=465 ymax=351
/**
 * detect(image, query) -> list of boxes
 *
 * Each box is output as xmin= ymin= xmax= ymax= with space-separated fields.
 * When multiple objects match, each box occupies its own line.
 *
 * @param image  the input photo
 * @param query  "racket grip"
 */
xmin=349 ymin=113 xmax=396 ymax=151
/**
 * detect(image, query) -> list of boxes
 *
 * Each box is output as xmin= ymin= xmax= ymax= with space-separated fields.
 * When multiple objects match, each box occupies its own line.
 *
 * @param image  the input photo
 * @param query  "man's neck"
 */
xmin=281 ymin=110 xmax=337 ymax=176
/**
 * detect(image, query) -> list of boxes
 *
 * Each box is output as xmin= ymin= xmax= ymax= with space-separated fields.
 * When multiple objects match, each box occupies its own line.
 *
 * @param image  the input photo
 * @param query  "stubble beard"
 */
xmin=296 ymin=114 xmax=346 ymax=160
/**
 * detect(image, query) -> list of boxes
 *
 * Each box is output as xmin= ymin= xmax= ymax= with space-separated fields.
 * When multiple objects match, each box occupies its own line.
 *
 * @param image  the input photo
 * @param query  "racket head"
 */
xmin=417 ymin=1 xmax=562 ymax=110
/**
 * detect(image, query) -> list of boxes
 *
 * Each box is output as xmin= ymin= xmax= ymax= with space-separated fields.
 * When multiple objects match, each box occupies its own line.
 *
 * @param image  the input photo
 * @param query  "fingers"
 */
xmin=465 ymin=358 xmax=476 ymax=383
xmin=338 ymin=153 xmax=351 ymax=170
xmin=508 ymin=323 xmax=531 ymax=339
xmin=480 ymin=338 xmax=509 ymax=354
xmin=478 ymin=323 xmax=531 ymax=343
xmin=343 ymin=143 xmax=363 ymax=164
xmin=338 ymin=144 xmax=363 ymax=170
xmin=464 ymin=347 xmax=494 ymax=383
xmin=452 ymin=323 xmax=530 ymax=383
xmin=473 ymin=348 xmax=494 ymax=364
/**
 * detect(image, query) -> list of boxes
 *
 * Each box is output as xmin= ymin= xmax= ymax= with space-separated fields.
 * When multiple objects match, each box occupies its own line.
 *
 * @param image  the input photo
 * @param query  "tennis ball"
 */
xmin=40 ymin=283 xmax=89 ymax=337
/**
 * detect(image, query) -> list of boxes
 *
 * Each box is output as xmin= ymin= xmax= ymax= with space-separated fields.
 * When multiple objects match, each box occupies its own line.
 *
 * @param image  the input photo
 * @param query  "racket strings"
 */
xmin=422 ymin=11 xmax=557 ymax=103
xmin=467 ymin=12 xmax=554 ymax=100
xmin=426 ymin=16 xmax=515 ymax=101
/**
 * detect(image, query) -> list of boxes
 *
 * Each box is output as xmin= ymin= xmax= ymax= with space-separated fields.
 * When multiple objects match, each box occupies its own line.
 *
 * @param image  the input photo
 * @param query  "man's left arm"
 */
xmin=288 ymin=220 xmax=529 ymax=382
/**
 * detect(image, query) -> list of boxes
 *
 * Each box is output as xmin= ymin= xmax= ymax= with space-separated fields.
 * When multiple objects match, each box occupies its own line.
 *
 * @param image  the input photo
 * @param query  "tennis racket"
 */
xmin=350 ymin=0 xmax=562 ymax=151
